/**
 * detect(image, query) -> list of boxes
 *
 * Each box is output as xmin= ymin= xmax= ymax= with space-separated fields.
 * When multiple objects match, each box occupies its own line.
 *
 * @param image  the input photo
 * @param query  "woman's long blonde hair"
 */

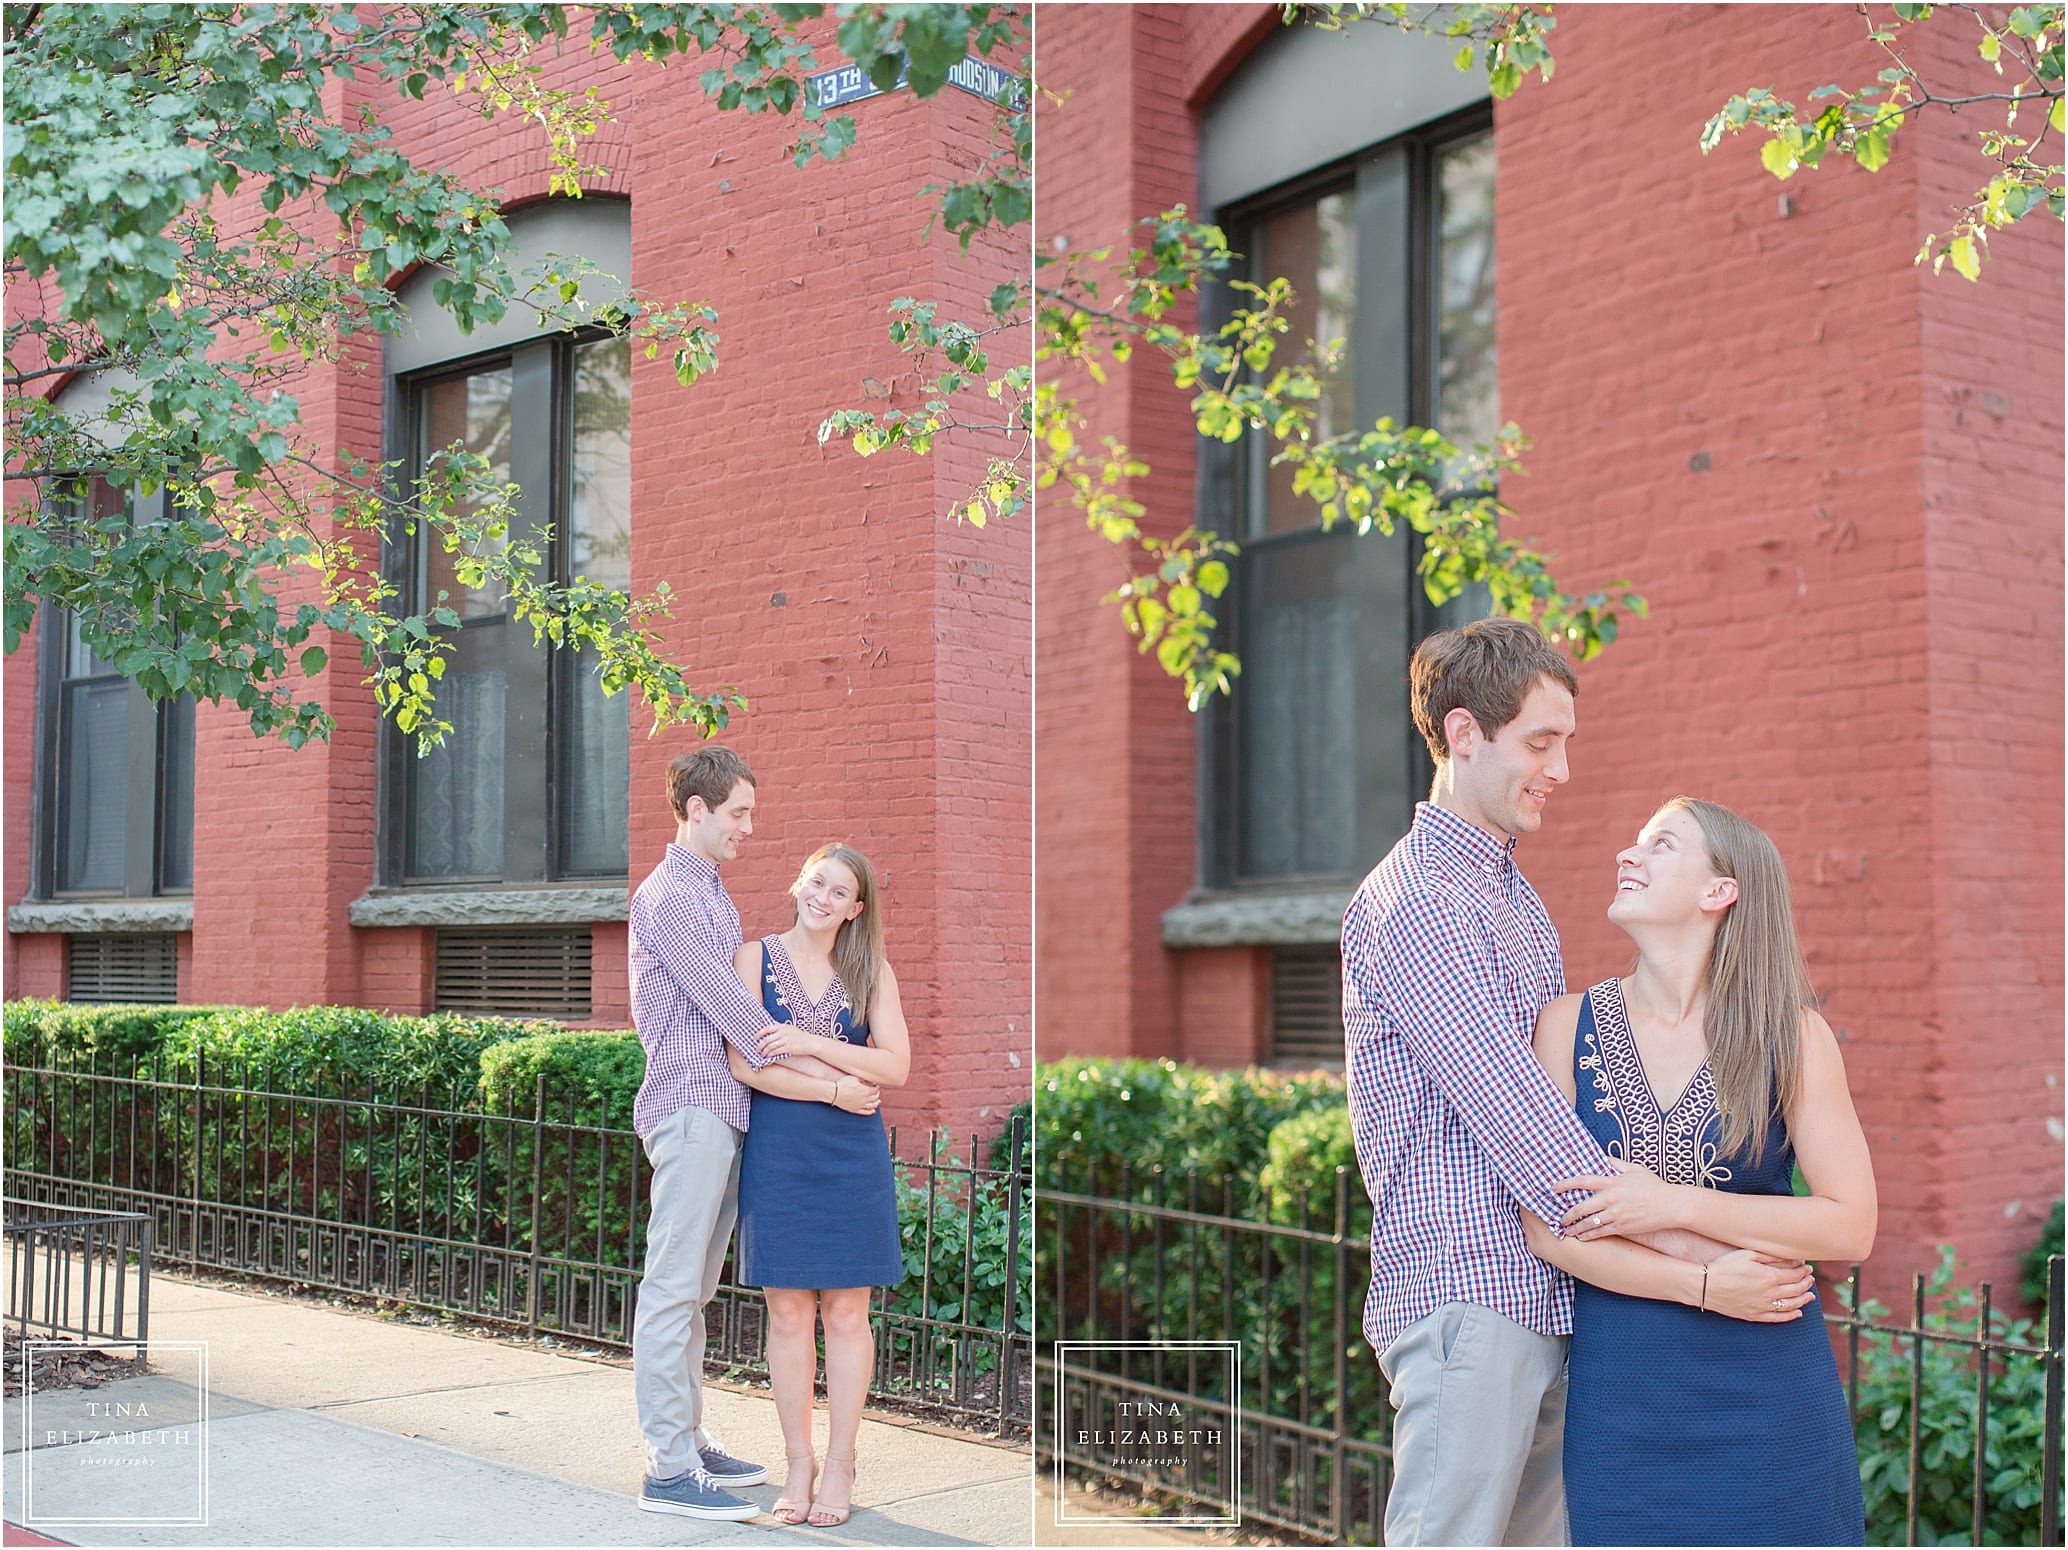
xmin=793 ymin=843 xmax=886 ymax=1022
xmin=1664 ymin=797 xmax=1812 ymax=1166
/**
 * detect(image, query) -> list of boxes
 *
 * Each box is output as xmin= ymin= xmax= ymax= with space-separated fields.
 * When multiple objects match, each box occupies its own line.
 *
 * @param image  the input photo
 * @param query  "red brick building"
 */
xmin=6 ymin=21 xmax=1032 ymax=1144
xmin=1035 ymin=4 xmax=2062 ymax=1301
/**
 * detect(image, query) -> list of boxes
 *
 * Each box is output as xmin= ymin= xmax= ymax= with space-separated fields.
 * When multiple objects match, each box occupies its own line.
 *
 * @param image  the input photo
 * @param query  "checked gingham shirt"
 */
xmin=629 ymin=843 xmax=776 ymax=1139
xmin=1342 ymin=801 xmax=1614 ymax=1356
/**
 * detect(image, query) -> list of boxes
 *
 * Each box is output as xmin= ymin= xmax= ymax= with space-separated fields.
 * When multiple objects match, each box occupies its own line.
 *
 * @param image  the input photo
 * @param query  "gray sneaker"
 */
xmin=639 ymin=1467 xmax=759 ymax=1522
xmin=696 ymin=1439 xmax=769 ymax=1487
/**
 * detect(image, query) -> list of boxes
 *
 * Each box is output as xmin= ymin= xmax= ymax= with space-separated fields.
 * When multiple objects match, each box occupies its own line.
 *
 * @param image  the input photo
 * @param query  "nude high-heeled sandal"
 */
xmin=807 ymin=1452 xmax=856 ymax=1527
xmin=772 ymin=1451 xmax=816 ymax=1525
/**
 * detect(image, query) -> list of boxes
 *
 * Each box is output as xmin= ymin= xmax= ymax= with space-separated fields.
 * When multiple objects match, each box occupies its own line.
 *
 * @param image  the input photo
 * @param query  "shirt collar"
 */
xmin=1414 ymin=800 xmax=1520 ymax=873
xmin=664 ymin=842 xmax=722 ymax=885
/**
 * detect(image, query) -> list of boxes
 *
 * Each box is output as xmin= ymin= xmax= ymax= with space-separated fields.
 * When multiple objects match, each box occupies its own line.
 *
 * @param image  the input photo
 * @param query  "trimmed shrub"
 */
xmin=3 ymin=999 xmax=226 ymax=1067
xmin=479 ymin=1030 xmax=645 ymax=1124
xmin=6 ymin=1001 xmax=1026 ymax=1351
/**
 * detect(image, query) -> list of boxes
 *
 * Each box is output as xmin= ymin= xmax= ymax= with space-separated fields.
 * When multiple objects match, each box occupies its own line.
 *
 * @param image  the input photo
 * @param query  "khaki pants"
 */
xmin=632 ymin=1104 xmax=743 ymax=1480
xmin=1378 ymin=1302 xmax=1570 ymax=1547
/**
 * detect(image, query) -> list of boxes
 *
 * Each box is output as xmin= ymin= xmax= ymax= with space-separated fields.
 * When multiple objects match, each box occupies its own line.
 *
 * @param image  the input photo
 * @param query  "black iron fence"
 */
xmin=4 ymin=1055 xmax=1029 ymax=1429
xmin=1038 ymin=1162 xmax=2066 ymax=1546
xmin=4 ymin=1198 xmax=153 ymax=1344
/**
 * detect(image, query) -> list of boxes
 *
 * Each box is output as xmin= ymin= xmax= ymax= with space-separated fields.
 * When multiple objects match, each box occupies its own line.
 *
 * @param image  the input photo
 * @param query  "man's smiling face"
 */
xmin=1448 ymin=675 xmax=1576 ymax=839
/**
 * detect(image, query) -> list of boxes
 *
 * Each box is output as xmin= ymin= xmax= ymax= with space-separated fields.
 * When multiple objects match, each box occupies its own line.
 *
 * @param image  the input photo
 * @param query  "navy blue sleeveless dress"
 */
xmin=735 ymin=936 xmax=902 ymax=1289
xmin=1564 ymin=978 xmax=1864 ymax=1546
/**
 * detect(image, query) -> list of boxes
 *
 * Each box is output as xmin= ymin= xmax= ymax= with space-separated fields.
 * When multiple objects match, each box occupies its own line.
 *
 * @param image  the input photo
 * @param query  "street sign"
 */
xmin=805 ymin=55 xmax=1026 ymax=114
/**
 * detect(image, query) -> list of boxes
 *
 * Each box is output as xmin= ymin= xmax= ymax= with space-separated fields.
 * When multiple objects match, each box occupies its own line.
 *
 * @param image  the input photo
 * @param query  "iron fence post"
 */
xmin=190 ymin=1050 xmax=204 ymax=1264
xmin=526 ymin=1073 xmax=546 ymax=1337
xmin=999 ymin=1112 xmax=1024 ymax=1434
xmin=1332 ymin=1167 xmax=1350 ymax=1546
xmin=138 ymin=1214 xmax=152 ymax=1345
xmin=1973 ymin=1281 xmax=1992 ymax=1548
xmin=2044 ymin=1256 xmax=2063 ymax=1549
xmin=1908 ymin=1271 xmax=1926 ymax=1547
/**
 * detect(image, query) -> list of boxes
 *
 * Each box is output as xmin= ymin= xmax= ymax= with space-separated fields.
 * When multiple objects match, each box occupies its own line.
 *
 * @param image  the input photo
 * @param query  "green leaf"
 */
xmin=300 ymin=647 xmax=328 ymax=677
xmin=1761 ymin=138 xmax=1799 ymax=178
xmin=1854 ymin=129 xmax=1892 ymax=171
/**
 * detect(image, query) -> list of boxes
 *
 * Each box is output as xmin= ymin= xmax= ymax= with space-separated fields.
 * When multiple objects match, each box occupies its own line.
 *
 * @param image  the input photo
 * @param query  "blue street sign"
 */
xmin=808 ymin=63 xmax=886 ymax=111
xmin=805 ymin=55 xmax=1025 ymax=114
xmin=944 ymin=55 xmax=1028 ymax=110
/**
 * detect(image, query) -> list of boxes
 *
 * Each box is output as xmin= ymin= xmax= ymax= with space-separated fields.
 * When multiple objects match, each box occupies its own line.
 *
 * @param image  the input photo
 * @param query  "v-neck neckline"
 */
xmin=1607 ymin=977 xmax=1710 ymax=1119
xmin=768 ymin=933 xmax=843 ymax=1012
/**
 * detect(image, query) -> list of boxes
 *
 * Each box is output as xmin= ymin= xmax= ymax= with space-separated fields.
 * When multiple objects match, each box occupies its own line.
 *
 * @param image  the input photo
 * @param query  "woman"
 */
xmin=1521 ymin=798 xmax=1875 ymax=1546
xmin=727 ymin=843 xmax=910 ymax=1529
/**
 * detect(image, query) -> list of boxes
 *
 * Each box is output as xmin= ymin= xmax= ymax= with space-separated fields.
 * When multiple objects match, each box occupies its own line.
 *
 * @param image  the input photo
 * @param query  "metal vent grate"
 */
xmin=434 ymin=928 xmax=592 ymax=1019
xmin=1271 ymin=944 xmax=1344 ymax=1066
xmin=67 ymin=934 xmax=178 ymax=1004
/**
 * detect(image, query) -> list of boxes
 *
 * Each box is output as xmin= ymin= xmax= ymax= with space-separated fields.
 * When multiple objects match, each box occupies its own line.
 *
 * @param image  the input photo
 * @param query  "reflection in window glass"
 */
xmin=65 ymin=612 xmax=117 ymax=678
xmin=419 ymin=368 xmax=513 ymax=616
xmin=570 ymin=336 xmax=633 ymax=590
xmin=561 ymin=336 xmax=632 ymax=876
xmin=159 ymin=695 xmax=195 ymax=891
xmin=1256 ymin=191 xmax=1358 ymax=537
xmin=58 ymin=677 xmax=129 ymax=892
xmin=1437 ymin=135 xmax=1497 ymax=482
xmin=1238 ymin=535 xmax=1358 ymax=879
xmin=407 ymin=671 xmax=508 ymax=879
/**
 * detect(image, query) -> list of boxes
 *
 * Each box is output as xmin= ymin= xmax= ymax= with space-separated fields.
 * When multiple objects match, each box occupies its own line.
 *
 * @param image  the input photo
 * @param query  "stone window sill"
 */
xmin=1160 ymin=888 xmax=1355 ymax=949
xmin=348 ymin=886 xmax=629 ymax=929
xmin=8 ymin=899 xmax=195 ymax=935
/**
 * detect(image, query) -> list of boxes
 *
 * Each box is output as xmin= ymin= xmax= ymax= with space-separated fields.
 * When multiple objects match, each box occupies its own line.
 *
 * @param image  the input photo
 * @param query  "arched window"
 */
xmin=1195 ymin=28 xmax=1495 ymax=892
xmin=1173 ymin=27 xmax=1499 ymax=1063
xmin=32 ymin=372 xmax=196 ymax=903
xmin=380 ymin=199 xmax=633 ymax=886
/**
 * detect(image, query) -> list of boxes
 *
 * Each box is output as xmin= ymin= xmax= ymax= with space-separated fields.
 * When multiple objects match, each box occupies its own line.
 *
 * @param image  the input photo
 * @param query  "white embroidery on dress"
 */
xmin=764 ymin=937 xmax=853 ymax=1042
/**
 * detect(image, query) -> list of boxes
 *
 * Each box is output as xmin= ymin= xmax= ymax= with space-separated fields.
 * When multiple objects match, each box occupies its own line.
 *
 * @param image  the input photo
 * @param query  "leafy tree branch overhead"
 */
xmin=3 ymin=2 xmax=1026 ymax=752
xmin=1702 ymin=2 xmax=2063 ymax=280
xmin=1043 ymin=1 xmax=2059 ymax=712
xmin=1038 ymin=5 xmax=1638 ymax=712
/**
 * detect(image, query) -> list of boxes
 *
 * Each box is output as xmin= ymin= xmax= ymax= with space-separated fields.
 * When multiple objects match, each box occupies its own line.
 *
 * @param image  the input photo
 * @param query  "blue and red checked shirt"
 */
xmin=630 ymin=844 xmax=775 ymax=1138
xmin=1342 ymin=801 xmax=1614 ymax=1355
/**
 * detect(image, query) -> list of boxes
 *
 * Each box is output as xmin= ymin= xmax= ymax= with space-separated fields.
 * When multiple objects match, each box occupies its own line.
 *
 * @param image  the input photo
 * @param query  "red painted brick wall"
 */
xmin=6 ymin=22 xmax=1031 ymax=1147
xmin=1035 ymin=5 xmax=2062 ymax=1302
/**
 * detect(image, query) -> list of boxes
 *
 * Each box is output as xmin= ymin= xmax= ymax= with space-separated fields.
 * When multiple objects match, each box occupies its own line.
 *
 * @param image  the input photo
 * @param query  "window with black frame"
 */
xmin=1209 ymin=109 xmax=1496 ymax=894
xmin=393 ymin=330 xmax=632 ymax=887
xmin=35 ymin=472 xmax=196 ymax=901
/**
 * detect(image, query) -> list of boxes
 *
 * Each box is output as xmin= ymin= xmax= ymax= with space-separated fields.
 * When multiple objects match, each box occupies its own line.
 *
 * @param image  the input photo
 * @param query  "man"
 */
xmin=1341 ymin=619 xmax=1804 ymax=1546
xmin=628 ymin=745 xmax=880 ymax=1521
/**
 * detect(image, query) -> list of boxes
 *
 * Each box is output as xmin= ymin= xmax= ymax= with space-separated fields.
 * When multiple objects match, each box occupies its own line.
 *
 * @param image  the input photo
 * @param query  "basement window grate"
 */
xmin=434 ymin=928 xmax=592 ymax=1020
xmin=68 ymin=934 xmax=178 ymax=1005
xmin=1271 ymin=944 xmax=1344 ymax=1066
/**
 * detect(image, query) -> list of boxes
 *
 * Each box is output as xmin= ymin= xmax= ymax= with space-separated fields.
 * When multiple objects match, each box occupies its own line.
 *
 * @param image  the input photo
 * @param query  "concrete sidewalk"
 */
xmin=5 ymin=1274 xmax=1030 ymax=1547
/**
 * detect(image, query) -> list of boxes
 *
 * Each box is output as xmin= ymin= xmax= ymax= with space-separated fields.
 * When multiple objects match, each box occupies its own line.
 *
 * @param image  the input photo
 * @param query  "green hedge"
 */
xmin=3 ymin=998 xmax=557 ymax=1095
xmin=1037 ymin=1055 xmax=1368 ymax=1489
xmin=5 ymin=1001 xmax=1026 ymax=1348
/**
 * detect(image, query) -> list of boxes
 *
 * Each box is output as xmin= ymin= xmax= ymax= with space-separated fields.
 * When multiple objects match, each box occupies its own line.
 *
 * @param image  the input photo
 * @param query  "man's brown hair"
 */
xmin=1409 ymin=618 xmax=1579 ymax=763
xmin=666 ymin=745 xmax=755 ymax=821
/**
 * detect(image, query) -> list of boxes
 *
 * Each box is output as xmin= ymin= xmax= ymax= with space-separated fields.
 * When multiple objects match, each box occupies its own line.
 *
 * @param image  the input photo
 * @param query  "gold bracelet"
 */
xmin=831 ymin=1077 xmax=843 ymax=1105
xmin=1698 ymin=1263 xmax=1709 ymax=1311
